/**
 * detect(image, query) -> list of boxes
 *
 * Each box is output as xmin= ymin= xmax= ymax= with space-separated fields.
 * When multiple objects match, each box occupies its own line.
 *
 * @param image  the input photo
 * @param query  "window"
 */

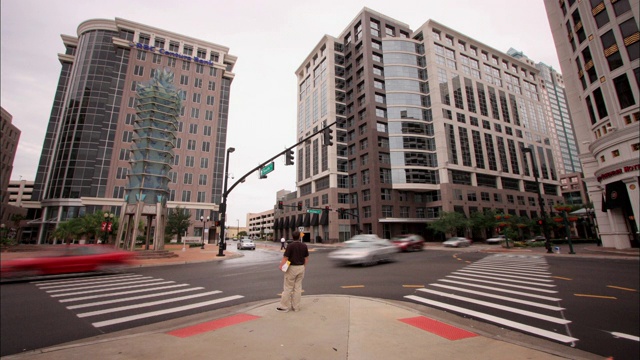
xmin=133 ymin=65 xmax=144 ymax=76
xmin=206 ymin=95 xmax=215 ymax=106
xmin=180 ymin=75 xmax=189 ymax=85
xmin=200 ymin=157 xmax=209 ymax=168
xmin=592 ymin=88 xmax=608 ymax=119
xmin=208 ymin=81 xmax=216 ymax=91
xmin=613 ymin=74 xmax=636 ymax=109
xmin=619 ymin=18 xmax=640 ymax=61
xmin=600 ymin=30 xmax=623 ymax=70
xmin=192 ymin=93 xmax=201 ymax=103
xmin=194 ymin=78 xmax=203 ymax=88
xmin=591 ymin=0 xmax=610 ymax=28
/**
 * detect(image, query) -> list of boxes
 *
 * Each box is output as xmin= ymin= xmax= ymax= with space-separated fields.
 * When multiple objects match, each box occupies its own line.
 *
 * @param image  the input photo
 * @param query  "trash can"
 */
xmin=554 ymin=246 xmax=560 ymax=254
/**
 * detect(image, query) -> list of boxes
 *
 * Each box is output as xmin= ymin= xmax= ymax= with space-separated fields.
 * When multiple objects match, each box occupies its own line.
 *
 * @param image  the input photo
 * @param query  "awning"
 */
xmin=320 ymin=210 xmax=328 ymax=226
xmin=273 ymin=218 xmax=280 ymax=230
xmin=311 ymin=213 xmax=319 ymax=226
xmin=604 ymin=181 xmax=629 ymax=211
xmin=303 ymin=213 xmax=310 ymax=227
xmin=296 ymin=214 xmax=304 ymax=228
xmin=283 ymin=216 xmax=289 ymax=229
xmin=289 ymin=215 xmax=297 ymax=229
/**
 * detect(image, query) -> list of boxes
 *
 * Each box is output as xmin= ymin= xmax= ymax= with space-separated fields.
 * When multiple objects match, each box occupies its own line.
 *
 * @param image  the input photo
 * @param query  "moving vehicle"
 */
xmin=237 ymin=238 xmax=256 ymax=250
xmin=0 ymin=245 xmax=135 ymax=279
xmin=328 ymin=234 xmax=399 ymax=266
xmin=443 ymin=237 xmax=472 ymax=248
xmin=526 ymin=235 xmax=546 ymax=243
xmin=486 ymin=235 xmax=506 ymax=244
xmin=391 ymin=234 xmax=425 ymax=252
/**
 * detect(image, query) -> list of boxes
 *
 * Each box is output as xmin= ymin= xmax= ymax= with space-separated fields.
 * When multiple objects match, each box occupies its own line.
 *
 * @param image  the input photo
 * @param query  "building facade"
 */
xmin=1 ymin=107 xmax=23 ymax=227
xmin=246 ymin=209 xmax=274 ymax=240
xmin=544 ymin=0 xmax=639 ymax=248
xmin=27 ymin=18 xmax=237 ymax=244
xmin=274 ymin=8 xmax=564 ymax=243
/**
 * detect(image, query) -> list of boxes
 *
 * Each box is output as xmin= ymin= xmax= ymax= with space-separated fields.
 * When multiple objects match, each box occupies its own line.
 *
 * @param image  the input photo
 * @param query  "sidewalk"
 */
xmin=1 ymin=241 xmax=635 ymax=360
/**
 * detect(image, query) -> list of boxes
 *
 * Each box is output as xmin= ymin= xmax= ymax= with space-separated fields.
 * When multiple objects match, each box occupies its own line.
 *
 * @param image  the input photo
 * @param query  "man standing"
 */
xmin=277 ymin=230 xmax=308 ymax=312
xmin=280 ymin=236 xmax=286 ymax=250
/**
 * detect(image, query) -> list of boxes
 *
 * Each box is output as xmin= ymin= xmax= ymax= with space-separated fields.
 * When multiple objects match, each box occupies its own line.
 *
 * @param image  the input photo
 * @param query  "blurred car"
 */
xmin=237 ymin=238 xmax=256 ymax=250
xmin=486 ymin=235 xmax=506 ymax=244
xmin=443 ymin=237 xmax=472 ymax=247
xmin=391 ymin=234 xmax=425 ymax=252
xmin=328 ymin=234 xmax=399 ymax=266
xmin=0 ymin=245 xmax=135 ymax=279
xmin=525 ymin=235 xmax=546 ymax=243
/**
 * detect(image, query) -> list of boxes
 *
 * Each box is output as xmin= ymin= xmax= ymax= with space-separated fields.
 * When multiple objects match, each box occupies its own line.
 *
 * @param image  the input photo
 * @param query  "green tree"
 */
xmin=238 ymin=231 xmax=248 ymax=237
xmin=165 ymin=207 xmax=192 ymax=243
xmin=427 ymin=212 xmax=469 ymax=239
xmin=469 ymin=210 xmax=497 ymax=240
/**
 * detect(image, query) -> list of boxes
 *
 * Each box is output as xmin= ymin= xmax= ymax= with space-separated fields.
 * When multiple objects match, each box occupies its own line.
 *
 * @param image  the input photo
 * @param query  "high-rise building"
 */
xmin=544 ymin=0 xmax=639 ymax=249
xmin=27 ymin=18 xmax=237 ymax=244
xmin=1 ymin=107 xmax=23 ymax=226
xmin=274 ymin=8 xmax=563 ymax=243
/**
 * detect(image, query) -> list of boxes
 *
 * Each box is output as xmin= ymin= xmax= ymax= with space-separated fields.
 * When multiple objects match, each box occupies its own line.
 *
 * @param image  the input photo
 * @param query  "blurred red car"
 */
xmin=1 ymin=245 xmax=135 ymax=279
xmin=391 ymin=234 xmax=425 ymax=252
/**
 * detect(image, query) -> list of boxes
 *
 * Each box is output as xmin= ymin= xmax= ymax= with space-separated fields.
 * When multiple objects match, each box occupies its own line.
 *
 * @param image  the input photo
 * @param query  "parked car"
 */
xmin=328 ymin=234 xmax=399 ymax=266
xmin=237 ymin=238 xmax=256 ymax=250
xmin=486 ymin=235 xmax=506 ymax=244
xmin=443 ymin=237 xmax=472 ymax=247
xmin=526 ymin=235 xmax=546 ymax=243
xmin=0 ymin=245 xmax=135 ymax=279
xmin=391 ymin=234 xmax=425 ymax=252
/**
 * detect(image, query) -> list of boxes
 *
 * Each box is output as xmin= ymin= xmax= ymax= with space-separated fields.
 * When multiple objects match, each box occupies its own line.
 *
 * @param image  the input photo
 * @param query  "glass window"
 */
xmin=619 ymin=18 xmax=640 ymax=61
xmin=592 ymin=88 xmax=608 ymax=119
xmin=600 ymin=30 xmax=623 ymax=70
xmin=613 ymin=0 xmax=631 ymax=16
xmin=613 ymin=74 xmax=636 ymax=109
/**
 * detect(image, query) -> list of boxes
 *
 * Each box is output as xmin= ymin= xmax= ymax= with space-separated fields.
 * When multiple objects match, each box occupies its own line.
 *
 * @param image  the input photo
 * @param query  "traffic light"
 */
xmin=215 ymin=221 xmax=220 ymax=227
xmin=338 ymin=208 xmax=344 ymax=215
xmin=324 ymin=206 xmax=330 ymax=213
xmin=323 ymin=127 xmax=333 ymax=146
xmin=297 ymin=202 xmax=303 ymax=211
xmin=278 ymin=201 xmax=283 ymax=210
xmin=537 ymin=219 xmax=544 ymax=226
xmin=285 ymin=149 xmax=294 ymax=166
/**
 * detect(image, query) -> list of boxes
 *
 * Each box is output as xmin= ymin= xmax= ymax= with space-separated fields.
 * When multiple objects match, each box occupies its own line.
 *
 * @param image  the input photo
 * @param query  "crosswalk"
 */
xmin=32 ymin=273 xmax=243 ymax=328
xmin=405 ymin=254 xmax=579 ymax=344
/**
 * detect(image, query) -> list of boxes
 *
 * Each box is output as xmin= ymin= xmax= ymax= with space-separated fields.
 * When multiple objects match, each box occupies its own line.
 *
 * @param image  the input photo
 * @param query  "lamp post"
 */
xmin=102 ymin=212 xmax=114 ymax=245
xmin=217 ymin=147 xmax=235 ymax=257
xmin=200 ymin=215 xmax=209 ymax=249
xmin=521 ymin=147 xmax=552 ymax=253
xmin=236 ymin=219 xmax=239 ymax=240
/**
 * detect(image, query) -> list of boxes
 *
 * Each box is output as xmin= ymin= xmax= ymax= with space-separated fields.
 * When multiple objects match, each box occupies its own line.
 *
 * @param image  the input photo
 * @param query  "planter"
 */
xmin=568 ymin=216 xmax=578 ymax=222
xmin=553 ymin=217 xmax=564 ymax=223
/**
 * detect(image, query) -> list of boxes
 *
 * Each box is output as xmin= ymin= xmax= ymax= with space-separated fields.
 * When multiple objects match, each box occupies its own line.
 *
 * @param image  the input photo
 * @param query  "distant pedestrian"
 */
xmin=277 ymin=230 xmax=309 ymax=312
xmin=280 ymin=237 xmax=286 ymax=250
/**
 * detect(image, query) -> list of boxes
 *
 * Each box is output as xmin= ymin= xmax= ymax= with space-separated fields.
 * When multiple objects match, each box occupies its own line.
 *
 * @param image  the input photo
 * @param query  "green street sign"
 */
xmin=307 ymin=209 xmax=322 ymax=214
xmin=260 ymin=162 xmax=275 ymax=177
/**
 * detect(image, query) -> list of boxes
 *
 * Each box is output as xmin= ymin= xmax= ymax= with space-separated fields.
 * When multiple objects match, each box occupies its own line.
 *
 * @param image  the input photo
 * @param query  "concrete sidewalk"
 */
xmin=1 ymin=241 xmax=635 ymax=360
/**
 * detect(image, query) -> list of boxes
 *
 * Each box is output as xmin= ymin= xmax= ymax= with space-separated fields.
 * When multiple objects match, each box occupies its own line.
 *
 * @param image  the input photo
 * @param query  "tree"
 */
xmin=238 ymin=231 xmax=248 ymax=237
xmin=469 ymin=210 xmax=497 ymax=240
xmin=165 ymin=207 xmax=192 ymax=243
xmin=10 ymin=214 xmax=25 ymax=243
xmin=427 ymin=212 xmax=469 ymax=239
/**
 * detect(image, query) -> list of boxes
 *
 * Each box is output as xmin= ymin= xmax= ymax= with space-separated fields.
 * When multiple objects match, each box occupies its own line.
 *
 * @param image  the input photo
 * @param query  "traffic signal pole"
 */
xmin=217 ymin=122 xmax=336 ymax=254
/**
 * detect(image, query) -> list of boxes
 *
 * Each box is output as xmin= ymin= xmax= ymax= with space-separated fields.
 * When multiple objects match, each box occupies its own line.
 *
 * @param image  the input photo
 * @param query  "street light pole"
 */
xmin=217 ymin=147 xmax=235 ymax=257
xmin=200 ymin=215 xmax=209 ymax=249
xmin=521 ymin=147 xmax=553 ymax=253
xmin=103 ymin=212 xmax=114 ymax=245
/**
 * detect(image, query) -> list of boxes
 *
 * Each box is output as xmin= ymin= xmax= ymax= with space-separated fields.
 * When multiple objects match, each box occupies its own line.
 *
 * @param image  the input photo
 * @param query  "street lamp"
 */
xmin=521 ymin=146 xmax=552 ymax=253
xmin=102 ymin=212 xmax=114 ymax=245
xmin=236 ymin=219 xmax=239 ymax=240
xmin=217 ymin=147 xmax=235 ymax=257
xmin=200 ymin=215 xmax=209 ymax=249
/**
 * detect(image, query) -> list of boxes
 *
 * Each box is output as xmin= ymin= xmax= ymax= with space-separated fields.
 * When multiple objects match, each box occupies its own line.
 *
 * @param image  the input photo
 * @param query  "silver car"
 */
xmin=328 ymin=234 xmax=399 ymax=266
xmin=443 ymin=237 xmax=472 ymax=247
xmin=237 ymin=238 xmax=255 ymax=250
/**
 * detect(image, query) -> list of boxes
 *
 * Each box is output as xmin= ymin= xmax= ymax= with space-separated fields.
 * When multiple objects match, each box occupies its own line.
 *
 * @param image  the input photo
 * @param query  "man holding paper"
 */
xmin=277 ymin=230 xmax=309 ymax=312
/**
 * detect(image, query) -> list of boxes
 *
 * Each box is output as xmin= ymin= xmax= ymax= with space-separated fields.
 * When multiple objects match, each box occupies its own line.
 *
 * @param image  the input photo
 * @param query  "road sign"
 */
xmin=307 ymin=209 xmax=322 ymax=214
xmin=298 ymin=227 xmax=305 ymax=232
xmin=260 ymin=162 xmax=275 ymax=177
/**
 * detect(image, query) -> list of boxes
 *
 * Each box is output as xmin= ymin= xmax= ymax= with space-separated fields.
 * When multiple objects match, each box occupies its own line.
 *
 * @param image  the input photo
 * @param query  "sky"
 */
xmin=1 ymin=0 xmax=561 ymax=227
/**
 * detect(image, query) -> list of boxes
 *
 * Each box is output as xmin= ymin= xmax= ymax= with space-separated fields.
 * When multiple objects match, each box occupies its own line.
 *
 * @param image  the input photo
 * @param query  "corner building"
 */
xmin=28 ymin=18 xmax=236 ymax=243
xmin=277 ymin=8 xmax=563 ymax=243
xmin=544 ymin=0 xmax=639 ymax=248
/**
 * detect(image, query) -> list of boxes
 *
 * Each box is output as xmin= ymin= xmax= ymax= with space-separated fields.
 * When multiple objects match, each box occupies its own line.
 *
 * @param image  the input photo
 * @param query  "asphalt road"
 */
xmin=1 ymin=246 xmax=638 ymax=359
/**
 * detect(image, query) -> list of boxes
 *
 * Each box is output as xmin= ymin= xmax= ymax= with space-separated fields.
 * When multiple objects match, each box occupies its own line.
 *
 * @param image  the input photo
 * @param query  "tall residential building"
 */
xmin=27 ymin=18 xmax=237 ymax=244
xmin=544 ymin=0 xmax=639 ymax=249
xmin=1 ymin=107 xmax=22 ymax=226
xmin=274 ymin=8 xmax=563 ymax=243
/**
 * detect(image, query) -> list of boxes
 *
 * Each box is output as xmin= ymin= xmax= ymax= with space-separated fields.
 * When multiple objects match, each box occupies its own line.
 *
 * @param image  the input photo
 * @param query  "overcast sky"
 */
xmin=1 ymin=0 xmax=561 ymax=227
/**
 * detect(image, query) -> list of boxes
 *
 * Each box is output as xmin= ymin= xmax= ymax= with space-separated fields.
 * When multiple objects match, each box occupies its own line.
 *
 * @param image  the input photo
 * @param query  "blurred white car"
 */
xmin=237 ymin=238 xmax=255 ymax=250
xmin=443 ymin=237 xmax=472 ymax=247
xmin=328 ymin=234 xmax=399 ymax=266
xmin=486 ymin=235 xmax=506 ymax=244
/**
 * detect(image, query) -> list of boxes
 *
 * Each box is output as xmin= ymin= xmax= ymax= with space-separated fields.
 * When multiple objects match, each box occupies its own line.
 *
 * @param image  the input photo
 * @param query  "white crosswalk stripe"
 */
xmin=405 ymin=254 xmax=578 ymax=344
xmin=32 ymin=273 xmax=243 ymax=329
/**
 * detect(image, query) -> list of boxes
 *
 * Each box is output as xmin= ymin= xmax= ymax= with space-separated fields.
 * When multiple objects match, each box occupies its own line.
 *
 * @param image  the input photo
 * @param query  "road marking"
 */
xmin=574 ymin=294 xmax=617 ymax=300
xmin=59 ymin=284 xmax=190 ymax=302
xmin=466 ymin=264 xmax=551 ymax=275
xmin=451 ymin=272 xmax=557 ymax=287
xmin=399 ymin=316 xmax=477 ymax=340
xmin=402 ymin=285 xmax=424 ymax=288
xmin=418 ymin=288 xmax=570 ymax=324
xmin=50 ymin=281 xmax=176 ymax=297
xmin=92 ymin=295 xmax=244 ymax=328
xmin=552 ymin=276 xmax=572 ymax=281
xmin=404 ymin=295 xmax=578 ymax=343
xmin=439 ymin=279 xmax=562 ymax=301
xmin=44 ymin=278 xmax=161 ymax=292
xmin=77 ymin=290 xmax=223 ymax=317
xmin=445 ymin=275 xmax=558 ymax=293
xmin=67 ymin=287 xmax=205 ymax=309
xmin=455 ymin=269 xmax=553 ymax=281
xmin=607 ymin=285 xmax=637 ymax=292
xmin=427 ymin=284 xmax=565 ymax=311
xmin=35 ymin=275 xmax=145 ymax=288
xmin=341 ymin=285 xmax=365 ymax=289
xmin=610 ymin=332 xmax=640 ymax=342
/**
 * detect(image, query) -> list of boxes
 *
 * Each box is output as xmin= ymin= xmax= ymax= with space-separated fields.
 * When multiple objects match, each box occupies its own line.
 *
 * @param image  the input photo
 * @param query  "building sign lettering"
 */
xmin=597 ymin=163 xmax=640 ymax=182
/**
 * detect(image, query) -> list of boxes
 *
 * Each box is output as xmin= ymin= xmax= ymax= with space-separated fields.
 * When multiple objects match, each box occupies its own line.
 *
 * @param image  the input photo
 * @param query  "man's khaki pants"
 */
xmin=279 ymin=265 xmax=305 ymax=310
